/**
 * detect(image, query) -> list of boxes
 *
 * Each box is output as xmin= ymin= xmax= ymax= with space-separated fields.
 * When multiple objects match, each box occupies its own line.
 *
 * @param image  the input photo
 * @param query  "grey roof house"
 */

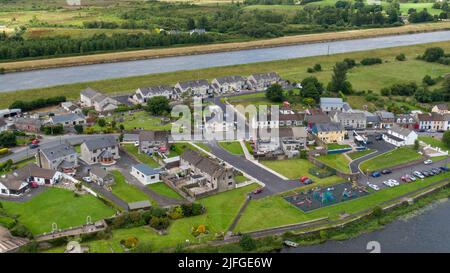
xmin=211 ymin=75 xmax=246 ymax=93
xmin=131 ymin=85 xmax=175 ymax=104
xmin=247 ymin=72 xmax=281 ymax=90
xmin=48 ymin=113 xmax=86 ymax=127
xmin=80 ymin=136 xmax=120 ymax=165
xmin=36 ymin=143 xmax=78 ymax=173
xmin=320 ymin=98 xmax=345 ymax=114
xmin=90 ymin=166 xmax=114 ymax=186
xmin=174 ymin=80 xmax=211 ymax=97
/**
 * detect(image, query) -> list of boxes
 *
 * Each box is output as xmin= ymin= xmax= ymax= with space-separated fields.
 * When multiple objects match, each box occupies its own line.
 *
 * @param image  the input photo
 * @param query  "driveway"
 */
xmin=0 ymin=186 xmax=47 ymax=203
xmin=349 ymin=136 xmax=396 ymax=173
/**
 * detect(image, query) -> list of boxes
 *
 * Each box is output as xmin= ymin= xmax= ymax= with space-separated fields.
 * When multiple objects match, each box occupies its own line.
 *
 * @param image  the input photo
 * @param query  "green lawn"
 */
xmin=147 ymin=182 xmax=183 ymax=200
xmin=327 ymin=143 xmax=351 ymax=150
xmin=347 ymin=149 xmax=373 ymax=160
xmin=317 ymin=154 xmax=351 ymax=173
xmin=260 ymin=158 xmax=343 ymax=185
xmin=235 ymin=170 xmax=450 ymax=232
xmin=90 ymin=111 xmax=171 ymax=133
xmin=169 ymin=142 xmax=208 ymax=157
xmin=244 ymin=141 xmax=254 ymax=154
xmin=218 ymin=141 xmax=244 ymax=155
xmin=360 ymin=147 xmax=422 ymax=173
xmin=235 ymin=175 xmax=249 ymax=184
xmin=419 ymin=135 xmax=449 ymax=151
xmin=122 ymin=144 xmax=160 ymax=168
xmin=82 ymin=184 xmax=258 ymax=252
xmin=2 ymin=188 xmax=115 ymax=235
xmin=110 ymin=170 xmax=153 ymax=204
xmin=3 ymin=41 xmax=450 ymax=108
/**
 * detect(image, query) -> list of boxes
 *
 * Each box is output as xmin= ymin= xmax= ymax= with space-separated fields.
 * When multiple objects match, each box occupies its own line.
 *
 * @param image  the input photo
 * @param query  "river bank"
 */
xmin=1 ymin=22 xmax=449 ymax=74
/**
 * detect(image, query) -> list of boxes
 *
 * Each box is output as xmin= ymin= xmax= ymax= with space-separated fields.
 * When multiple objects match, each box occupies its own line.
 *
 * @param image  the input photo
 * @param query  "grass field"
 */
xmin=235 ymin=169 xmax=450 ymax=232
xmin=419 ymin=135 xmax=449 ymax=151
xmin=147 ymin=182 xmax=183 ymax=200
xmin=2 ymin=188 xmax=115 ymax=234
xmin=1 ymin=39 xmax=450 ymax=109
xmin=80 ymin=184 xmax=258 ymax=252
xmin=360 ymin=147 xmax=422 ymax=173
xmin=260 ymin=158 xmax=344 ymax=184
xmin=110 ymin=170 xmax=154 ymax=204
xmin=218 ymin=141 xmax=244 ymax=155
xmin=317 ymin=154 xmax=352 ymax=173
xmin=90 ymin=111 xmax=170 ymax=133
xmin=347 ymin=149 xmax=373 ymax=160
xmin=327 ymin=143 xmax=351 ymax=150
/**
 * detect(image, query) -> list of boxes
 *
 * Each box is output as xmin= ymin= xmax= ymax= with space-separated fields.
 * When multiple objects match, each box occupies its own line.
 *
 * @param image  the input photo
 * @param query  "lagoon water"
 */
xmin=1 ymin=31 xmax=450 ymax=92
xmin=282 ymin=199 xmax=450 ymax=253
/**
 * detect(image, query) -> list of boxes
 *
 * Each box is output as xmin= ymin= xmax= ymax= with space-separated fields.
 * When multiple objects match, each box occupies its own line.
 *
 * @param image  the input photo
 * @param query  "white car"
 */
xmin=368 ymin=183 xmax=380 ymax=191
xmin=388 ymin=179 xmax=399 ymax=186
xmin=413 ymin=171 xmax=425 ymax=179
xmin=424 ymin=159 xmax=433 ymax=165
xmin=83 ymin=177 xmax=92 ymax=183
xmin=382 ymin=181 xmax=394 ymax=187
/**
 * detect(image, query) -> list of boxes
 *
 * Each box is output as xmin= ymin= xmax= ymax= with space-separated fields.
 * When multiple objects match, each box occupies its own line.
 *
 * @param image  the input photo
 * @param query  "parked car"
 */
xmin=371 ymin=171 xmax=381 ymax=178
xmin=367 ymin=183 xmax=380 ymax=191
xmin=300 ymin=176 xmax=309 ymax=183
xmin=253 ymin=188 xmax=263 ymax=194
xmin=83 ymin=177 xmax=92 ymax=183
xmin=382 ymin=181 xmax=394 ymax=187
xmin=31 ymin=139 xmax=40 ymax=145
xmin=388 ymin=179 xmax=399 ymax=186
xmin=440 ymin=166 xmax=450 ymax=172
xmin=408 ymin=174 xmax=416 ymax=181
xmin=381 ymin=169 xmax=392 ymax=175
xmin=431 ymin=168 xmax=441 ymax=175
xmin=422 ymin=171 xmax=431 ymax=177
xmin=375 ymin=135 xmax=382 ymax=141
xmin=30 ymin=182 xmax=39 ymax=188
xmin=424 ymin=159 xmax=433 ymax=165
xmin=401 ymin=176 xmax=411 ymax=183
xmin=413 ymin=171 xmax=425 ymax=179
xmin=303 ymin=178 xmax=313 ymax=185
xmin=29 ymin=143 xmax=39 ymax=149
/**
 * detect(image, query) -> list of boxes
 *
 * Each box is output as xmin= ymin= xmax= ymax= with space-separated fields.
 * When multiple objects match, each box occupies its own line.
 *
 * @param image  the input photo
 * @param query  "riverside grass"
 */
xmin=1 ymin=40 xmax=450 ymax=108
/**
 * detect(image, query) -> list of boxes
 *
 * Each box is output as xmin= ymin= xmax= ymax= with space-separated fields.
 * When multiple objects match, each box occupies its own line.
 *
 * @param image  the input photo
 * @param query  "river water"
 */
xmin=282 ymin=199 xmax=450 ymax=253
xmin=1 ymin=31 xmax=450 ymax=92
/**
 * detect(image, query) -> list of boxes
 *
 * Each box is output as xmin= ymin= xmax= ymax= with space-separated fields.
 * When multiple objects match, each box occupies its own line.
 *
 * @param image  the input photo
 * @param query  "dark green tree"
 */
xmin=146 ymin=96 xmax=171 ymax=116
xmin=239 ymin=234 xmax=256 ymax=251
xmin=327 ymin=61 xmax=352 ymax=94
xmin=443 ymin=130 xmax=450 ymax=148
xmin=265 ymin=83 xmax=284 ymax=102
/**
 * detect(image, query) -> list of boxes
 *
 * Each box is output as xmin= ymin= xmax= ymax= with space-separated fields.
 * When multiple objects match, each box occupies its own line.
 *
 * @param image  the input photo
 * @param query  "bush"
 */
xmin=395 ymin=53 xmax=406 ymax=61
xmin=306 ymin=67 xmax=315 ymax=73
xmin=149 ymin=216 xmax=170 ymax=230
xmin=313 ymin=63 xmax=322 ymax=71
xmin=181 ymin=203 xmax=205 ymax=217
xmin=9 ymin=96 xmax=66 ymax=112
xmin=120 ymin=237 xmax=139 ymax=249
xmin=360 ymin=57 xmax=382 ymax=66
xmin=10 ymin=224 xmax=33 ymax=239
xmin=422 ymin=75 xmax=436 ymax=86
xmin=343 ymin=58 xmax=356 ymax=69
xmin=239 ymin=234 xmax=256 ymax=251
xmin=422 ymin=47 xmax=445 ymax=62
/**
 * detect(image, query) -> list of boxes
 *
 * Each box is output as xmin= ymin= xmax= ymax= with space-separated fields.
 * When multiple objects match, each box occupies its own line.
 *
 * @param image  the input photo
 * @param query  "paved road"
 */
xmin=206 ymin=141 xmax=300 ymax=197
xmin=84 ymin=182 xmax=129 ymax=211
xmin=349 ymin=136 xmax=396 ymax=173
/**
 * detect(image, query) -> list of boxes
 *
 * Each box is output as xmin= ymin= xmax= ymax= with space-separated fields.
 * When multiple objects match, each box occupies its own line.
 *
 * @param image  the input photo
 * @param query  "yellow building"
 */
xmin=312 ymin=122 xmax=345 ymax=143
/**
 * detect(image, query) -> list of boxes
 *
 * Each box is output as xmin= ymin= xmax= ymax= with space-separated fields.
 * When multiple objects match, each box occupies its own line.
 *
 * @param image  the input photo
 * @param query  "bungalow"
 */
xmin=332 ymin=112 xmax=366 ymax=129
xmin=180 ymin=149 xmax=235 ymax=193
xmin=15 ymin=163 xmax=63 ymax=185
xmin=431 ymin=104 xmax=450 ymax=115
xmin=320 ymin=98 xmax=345 ymax=114
xmin=61 ymin=102 xmax=82 ymax=114
xmin=174 ymin=80 xmax=211 ymax=97
xmin=80 ymin=88 xmax=118 ymax=112
xmin=48 ymin=113 xmax=86 ymax=127
xmin=90 ymin=166 xmax=114 ymax=186
xmin=247 ymin=72 xmax=281 ymax=90
xmin=0 ymin=176 xmax=29 ymax=197
xmin=418 ymin=112 xmax=447 ymax=132
xmin=131 ymin=85 xmax=175 ymax=104
xmin=382 ymin=125 xmax=418 ymax=147
xmin=122 ymin=133 xmax=139 ymax=144
xmin=131 ymin=164 xmax=161 ymax=185
xmin=13 ymin=117 xmax=43 ymax=133
xmin=311 ymin=122 xmax=345 ymax=143
xmin=80 ymin=88 xmax=99 ymax=107
xmin=211 ymin=75 xmax=246 ymax=93
xmin=138 ymin=130 xmax=169 ymax=154
xmin=36 ymin=143 xmax=78 ymax=174
xmin=80 ymin=136 xmax=120 ymax=165
xmin=375 ymin=111 xmax=395 ymax=129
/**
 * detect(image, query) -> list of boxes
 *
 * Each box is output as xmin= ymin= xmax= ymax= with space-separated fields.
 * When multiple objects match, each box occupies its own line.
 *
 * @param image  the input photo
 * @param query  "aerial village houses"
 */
xmin=138 ymin=130 xmax=169 ymax=154
xmin=311 ymin=122 xmax=345 ymax=143
xmin=320 ymin=98 xmax=348 ymax=114
xmin=211 ymin=75 xmax=246 ymax=93
xmin=80 ymin=136 xmax=120 ymax=165
xmin=332 ymin=111 xmax=366 ymax=130
xmin=80 ymin=88 xmax=118 ymax=112
xmin=375 ymin=111 xmax=396 ymax=129
xmin=246 ymin=72 xmax=281 ymax=90
xmin=418 ymin=112 xmax=447 ymax=131
xmin=431 ymin=104 xmax=450 ymax=115
xmin=131 ymin=164 xmax=161 ymax=185
xmin=180 ymin=149 xmax=235 ymax=195
xmin=0 ymin=175 xmax=30 ymax=196
xmin=89 ymin=166 xmax=114 ymax=186
xmin=14 ymin=117 xmax=43 ymax=133
xmin=16 ymin=163 xmax=63 ymax=185
xmin=395 ymin=114 xmax=418 ymax=129
xmin=174 ymin=79 xmax=211 ymax=97
xmin=61 ymin=101 xmax=82 ymax=114
xmin=280 ymin=127 xmax=308 ymax=157
xmin=36 ymin=143 xmax=78 ymax=174
xmin=48 ymin=113 xmax=86 ymax=127
xmin=131 ymin=85 xmax=175 ymax=104
xmin=382 ymin=125 xmax=418 ymax=147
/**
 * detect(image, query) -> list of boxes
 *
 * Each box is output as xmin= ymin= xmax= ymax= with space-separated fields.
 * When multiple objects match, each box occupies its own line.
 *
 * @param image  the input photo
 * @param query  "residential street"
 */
xmin=349 ymin=136 xmax=396 ymax=173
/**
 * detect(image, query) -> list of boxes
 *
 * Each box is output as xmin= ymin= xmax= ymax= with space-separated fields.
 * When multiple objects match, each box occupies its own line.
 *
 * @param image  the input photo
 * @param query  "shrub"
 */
xmin=239 ymin=234 xmax=256 ymax=251
xmin=11 ymin=224 xmax=33 ymax=239
xmin=395 ymin=53 xmax=406 ymax=61
xmin=313 ymin=63 xmax=322 ymax=71
xmin=422 ymin=47 xmax=445 ymax=62
xmin=422 ymin=75 xmax=436 ymax=86
xmin=343 ymin=58 xmax=356 ymax=69
xmin=306 ymin=67 xmax=315 ymax=73
xmin=149 ymin=216 xmax=170 ymax=230
xmin=121 ymin=236 xmax=139 ymax=249
xmin=360 ymin=57 xmax=382 ymax=66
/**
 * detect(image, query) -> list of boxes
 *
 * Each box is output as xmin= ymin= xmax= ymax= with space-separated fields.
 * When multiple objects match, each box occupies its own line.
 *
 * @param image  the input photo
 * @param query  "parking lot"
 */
xmin=361 ymin=158 xmax=450 ymax=190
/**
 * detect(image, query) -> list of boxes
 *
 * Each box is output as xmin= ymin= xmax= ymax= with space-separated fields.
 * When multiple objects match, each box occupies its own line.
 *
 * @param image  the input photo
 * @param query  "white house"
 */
xmin=382 ymin=125 xmax=418 ymax=147
xmin=131 ymin=85 xmax=175 ymax=104
xmin=131 ymin=164 xmax=161 ymax=185
xmin=211 ymin=75 xmax=246 ymax=93
xmin=174 ymin=80 xmax=210 ymax=97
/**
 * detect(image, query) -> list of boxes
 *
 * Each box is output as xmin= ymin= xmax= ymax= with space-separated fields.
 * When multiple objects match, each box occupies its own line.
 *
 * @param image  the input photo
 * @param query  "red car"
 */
xmin=31 ymin=139 xmax=40 ymax=145
xmin=30 ymin=182 xmax=39 ymax=188
xmin=300 ymin=176 xmax=309 ymax=183
xmin=253 ymin=188 xmax=263 ymax=194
